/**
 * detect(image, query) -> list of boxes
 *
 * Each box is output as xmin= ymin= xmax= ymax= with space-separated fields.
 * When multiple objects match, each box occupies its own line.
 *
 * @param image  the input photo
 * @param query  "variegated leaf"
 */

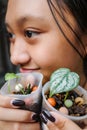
xmin=49 ymin=68 xmax=80 ymax=97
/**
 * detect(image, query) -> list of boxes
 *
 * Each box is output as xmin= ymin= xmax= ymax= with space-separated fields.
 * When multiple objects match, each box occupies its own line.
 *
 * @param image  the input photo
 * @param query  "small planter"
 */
xmin=0 ymin=72 xmax=43 ymax=113
xmin=42 ymin=81 xmax=87 ymax=128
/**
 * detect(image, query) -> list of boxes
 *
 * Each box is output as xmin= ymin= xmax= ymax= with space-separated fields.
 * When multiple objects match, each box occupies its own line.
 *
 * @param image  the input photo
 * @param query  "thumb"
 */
xmin=46 ymin=111 xmax=82 ymax=130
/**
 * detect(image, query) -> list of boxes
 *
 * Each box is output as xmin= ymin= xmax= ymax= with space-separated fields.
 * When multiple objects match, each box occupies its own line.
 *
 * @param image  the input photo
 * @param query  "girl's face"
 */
xmin=5 ymin=0 xmax=84 ymax=84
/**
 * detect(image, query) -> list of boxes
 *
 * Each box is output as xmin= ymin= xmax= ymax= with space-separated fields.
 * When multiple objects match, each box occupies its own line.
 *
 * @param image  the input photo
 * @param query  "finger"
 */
xmin=0 ymin=95 xmax=19 ymax=108
xmin=14 ymin=122 xmax=40 ymax=130
xmin=47 ymin=112 xmax=82 ymax=130
xmin=0 ymin=107 xmax=39 ymax=122
xmin=0 ymin=121 xmax=40 ymax=130
xmin=0 ymin=95 xmax=27 ymax=109
xmin=40 ymin=110 xmax=56 ymax=130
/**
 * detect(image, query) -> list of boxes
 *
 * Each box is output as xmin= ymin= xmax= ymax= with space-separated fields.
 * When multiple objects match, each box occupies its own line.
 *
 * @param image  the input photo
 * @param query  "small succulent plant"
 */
xmin=49 ymin=68 xmax=80 ymax=97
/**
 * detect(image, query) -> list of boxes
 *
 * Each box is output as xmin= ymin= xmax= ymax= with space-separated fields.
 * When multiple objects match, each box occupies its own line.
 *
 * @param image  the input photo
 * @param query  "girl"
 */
xmin=0 ymin=0 xmax=87 ymax=129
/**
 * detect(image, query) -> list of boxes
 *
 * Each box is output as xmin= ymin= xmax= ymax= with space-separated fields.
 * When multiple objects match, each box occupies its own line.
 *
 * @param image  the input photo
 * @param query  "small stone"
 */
xmin=59 ymin=107 xmax=69 ymax=115
xmin=64 ymin=99 xmax=73 ymax=108
xmin=75 ymin=97 xmax=84 ymax=105
xmin=15 ymin=83 xmax=23 ymax=92
xmin=47 ymin=97 xmax=56 ymax=107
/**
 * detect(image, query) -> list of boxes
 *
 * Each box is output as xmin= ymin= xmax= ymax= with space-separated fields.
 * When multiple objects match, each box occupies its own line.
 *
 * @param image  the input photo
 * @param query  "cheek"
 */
xmin=31 ymin=44 xmax=59 ymax=67
xmin=34 ymin=44 xmax=78 ymax=69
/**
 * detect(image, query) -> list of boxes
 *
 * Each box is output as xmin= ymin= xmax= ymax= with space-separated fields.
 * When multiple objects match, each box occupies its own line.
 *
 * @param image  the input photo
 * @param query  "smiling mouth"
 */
xmin=20 ymin=68 xmax=40 ymax=73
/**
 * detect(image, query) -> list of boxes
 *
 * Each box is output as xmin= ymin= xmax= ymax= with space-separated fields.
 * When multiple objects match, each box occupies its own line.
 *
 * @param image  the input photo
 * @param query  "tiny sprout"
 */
xmin=5 ymin=73 xmax=19 ymax=93
xmin=5 ymin=73 xmax=18 ymax=81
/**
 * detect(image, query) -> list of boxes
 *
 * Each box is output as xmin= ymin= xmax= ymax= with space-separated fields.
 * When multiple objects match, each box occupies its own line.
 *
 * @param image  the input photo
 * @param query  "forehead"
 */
xmin=6 ymin=0 xmax=52 ymax=25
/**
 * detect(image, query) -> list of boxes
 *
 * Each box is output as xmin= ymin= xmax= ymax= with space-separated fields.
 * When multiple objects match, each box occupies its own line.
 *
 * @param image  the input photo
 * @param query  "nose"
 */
xmin=10 ymin=38 xmax=30 ymax=65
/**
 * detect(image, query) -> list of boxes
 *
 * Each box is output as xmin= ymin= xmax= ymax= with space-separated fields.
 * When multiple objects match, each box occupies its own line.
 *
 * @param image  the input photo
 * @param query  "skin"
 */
xmin=0 ymin=0 xmax=87 ymax=129
xmin=5 ymin=0 xmax=87 ymax=86
xmin=45 ymin=112 xmax=82 ymax=130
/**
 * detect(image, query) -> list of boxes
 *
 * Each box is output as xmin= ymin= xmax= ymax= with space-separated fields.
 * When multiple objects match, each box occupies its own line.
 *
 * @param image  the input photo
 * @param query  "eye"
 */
xmin=24 ymin=30 xmax=40 ymax=38
xmin=6 ymin=31 xmax=15 ymax=42
xmin=7 ymin=32 xmax=15 ymax=39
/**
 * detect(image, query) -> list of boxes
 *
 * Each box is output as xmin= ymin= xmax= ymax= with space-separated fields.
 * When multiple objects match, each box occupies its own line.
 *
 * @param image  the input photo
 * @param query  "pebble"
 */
xmin=59 ymin=107 xmax=69 ymax=115
xmin=64 ymin=99 xmax=73 ymax=108
xmin=75 ymin=97 xmax=84 ymax=105
xmin=47 ymin=97 xmax=56 ymax=107
xmin=15 ymin=83 xmax=23 ymax=92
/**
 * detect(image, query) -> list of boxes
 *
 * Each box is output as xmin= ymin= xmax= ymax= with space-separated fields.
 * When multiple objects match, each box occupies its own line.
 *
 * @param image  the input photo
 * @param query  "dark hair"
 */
xmin=63 ymin=0 xmax=87 ymax=33
xmin=47 ymin=0 xmax=87 ymax=77
xmin=0 ymin=0 xmax=17 ymax=86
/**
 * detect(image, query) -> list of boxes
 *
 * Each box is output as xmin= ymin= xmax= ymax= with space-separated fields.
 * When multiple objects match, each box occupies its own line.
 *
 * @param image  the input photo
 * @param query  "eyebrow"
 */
xmin=5 ymin=14 xmax=46 ymax=29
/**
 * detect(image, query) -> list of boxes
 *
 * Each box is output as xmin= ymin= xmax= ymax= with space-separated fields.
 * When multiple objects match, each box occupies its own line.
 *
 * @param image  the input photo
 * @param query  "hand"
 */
xmin=0 ymin=121 xmax=40 ymax=130
xmin=40 ymin=109 xmax=82 ymax=130
xmin=0 ymin=95 xmax=40 ymax=130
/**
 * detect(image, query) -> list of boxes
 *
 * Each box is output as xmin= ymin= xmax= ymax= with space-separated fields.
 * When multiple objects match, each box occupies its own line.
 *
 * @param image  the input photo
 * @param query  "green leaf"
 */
xmin=49 ymin=68 xmax=80 ymax=97
xmin=25 ymin=84 xmax=31 ymax=94
xmin=5 ymin=73 xmax=19 ymax=93
xmin=5 ymin=73 xmax=18 ymax=81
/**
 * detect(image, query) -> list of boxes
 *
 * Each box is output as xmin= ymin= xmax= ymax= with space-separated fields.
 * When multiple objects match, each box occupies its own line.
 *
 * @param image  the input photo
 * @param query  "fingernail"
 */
xmin=42 ymin=109 xmax=55 ymax=122
xmin=40 ymin=113 xmax=48 ymax=124
xmin=32 ymin=114 xmax=40 ymax=122
xmin=11 ymin=99 xmax=25 ymax=106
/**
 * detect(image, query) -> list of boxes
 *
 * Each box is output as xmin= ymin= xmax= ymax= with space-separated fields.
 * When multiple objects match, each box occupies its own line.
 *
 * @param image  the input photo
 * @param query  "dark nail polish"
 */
xmin=12 ymin=99 xmax=25 ymax=106
xmin=42 ymin=109 xmax=55 ymax=122
xmin=32 ymin=114 xmax=40 ymax=122
xmin=40 ymin=113 xmax=48 ymax=124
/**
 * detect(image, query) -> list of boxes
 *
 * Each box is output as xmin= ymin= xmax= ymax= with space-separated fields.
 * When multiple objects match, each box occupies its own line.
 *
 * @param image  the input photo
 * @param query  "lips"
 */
xmin=20 ymin=68 xmax=40 ymax=73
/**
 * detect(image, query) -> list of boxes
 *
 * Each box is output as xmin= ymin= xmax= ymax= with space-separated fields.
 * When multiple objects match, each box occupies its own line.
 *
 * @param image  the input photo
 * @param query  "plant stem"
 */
xmin=64 ymin=91 xmax=69 ymax=101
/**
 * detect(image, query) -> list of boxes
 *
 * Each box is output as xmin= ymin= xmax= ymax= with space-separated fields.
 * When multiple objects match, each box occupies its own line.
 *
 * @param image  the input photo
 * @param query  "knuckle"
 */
xmin=13 ymin=123 xmax=21 ymax=130
xmin=20 ymin=111 xmax=31 ymax=122
xmin=0 ymin=96 xmax=11 ymax=107
xmin=1 ymin=101 xmax=7 ymax=107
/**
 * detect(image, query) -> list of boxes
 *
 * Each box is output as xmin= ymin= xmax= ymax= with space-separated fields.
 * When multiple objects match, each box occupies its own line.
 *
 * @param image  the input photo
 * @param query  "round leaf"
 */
xmin=5 ymin=73 xmax=18 ymax=81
